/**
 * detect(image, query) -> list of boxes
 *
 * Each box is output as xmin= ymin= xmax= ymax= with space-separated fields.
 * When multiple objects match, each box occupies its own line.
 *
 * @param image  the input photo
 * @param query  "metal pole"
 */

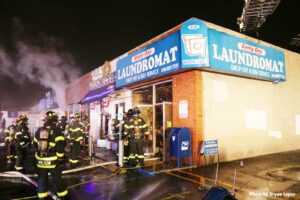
xmin=88 ymin=135 xmax=93 ymax=157
xmin=232 ymin=169 xmax=237 ymax=193
xmin=214 ymin=163 xmax=219 ymax=185
xmin=118 ymin=121 xmax=123 ymax=167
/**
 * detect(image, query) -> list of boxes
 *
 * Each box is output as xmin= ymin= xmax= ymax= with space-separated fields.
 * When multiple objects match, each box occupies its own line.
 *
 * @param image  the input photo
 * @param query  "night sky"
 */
xmin=0 ymin=0 xmax=299 ymax=110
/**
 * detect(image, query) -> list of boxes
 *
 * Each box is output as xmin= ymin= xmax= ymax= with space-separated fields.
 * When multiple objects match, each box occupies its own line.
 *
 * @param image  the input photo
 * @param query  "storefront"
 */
xmin=114 ymin=18 xmax=300 ymax=166
xmin=66 ymin=18 xmax=300 ymax=166
xmin=80 ymin=61 xmax=116 ymax=143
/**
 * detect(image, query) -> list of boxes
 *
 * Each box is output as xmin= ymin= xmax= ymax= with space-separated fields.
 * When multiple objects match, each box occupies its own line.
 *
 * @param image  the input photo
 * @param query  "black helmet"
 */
xmin=126 ymin=109 xmax=133 ymax=118
xmin=60 ymin=116 xmax=67 ymax=121
xmin=45 ymin=111 xmax=58 ymax=123
xmin=132 ymin=107 xmax=141 ymax=115
xmin=16 ymin=114 xmax=28 ymax=124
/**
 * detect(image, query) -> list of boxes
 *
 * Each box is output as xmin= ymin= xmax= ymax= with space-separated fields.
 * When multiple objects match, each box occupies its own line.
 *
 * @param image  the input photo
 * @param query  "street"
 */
xmin=1 ymin=145 xmax=300 ymax=200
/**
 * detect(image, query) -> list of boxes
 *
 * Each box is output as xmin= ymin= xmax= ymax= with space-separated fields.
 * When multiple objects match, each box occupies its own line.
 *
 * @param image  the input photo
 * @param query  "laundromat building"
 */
xmin=67 ymin=18 xmax=300 ymax=166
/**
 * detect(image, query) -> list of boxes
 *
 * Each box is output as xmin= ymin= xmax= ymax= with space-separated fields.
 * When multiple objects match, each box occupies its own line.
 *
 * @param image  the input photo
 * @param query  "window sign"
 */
xmin=179 ymin=100 xmax=188 ymax=118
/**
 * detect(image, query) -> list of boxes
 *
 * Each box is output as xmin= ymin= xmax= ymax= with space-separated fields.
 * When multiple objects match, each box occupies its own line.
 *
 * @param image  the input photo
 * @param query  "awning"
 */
xmin=80 ymin=85 xmax=114 ymax=104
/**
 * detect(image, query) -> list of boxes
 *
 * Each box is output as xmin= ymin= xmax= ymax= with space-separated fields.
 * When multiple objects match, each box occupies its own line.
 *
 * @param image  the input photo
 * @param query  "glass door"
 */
xmin=154 ymin=102 xmax=172 ymax=161
xmin=138 ymin=105 xmax=154 ymax=155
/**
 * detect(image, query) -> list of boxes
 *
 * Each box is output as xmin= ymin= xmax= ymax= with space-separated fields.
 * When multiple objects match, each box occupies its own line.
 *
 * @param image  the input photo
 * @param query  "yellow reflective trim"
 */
xmin=33 ymin=137 xmax=38 ymax=143
xmin=35 ymin=153 xmax=57 ymax=161
xmin=129 ymin=155 xmax=135 ymax=159
xmin=49 ymin=142 xmax=56 ymax=147
xmin=69 ymin=159 xmax=79 ymax=163
xmin=124 ymin=124 xmax=130 ymax=128
xmin=57 ymin=190 xmax=68 ymax=197
xmin=37 ymin=164 xmax=56 ymax=169
xmin=38 ymin=192 xmax=48 ymax=198
xmin=5 ymin=130 xmax=10 ymax=133
xmin=75 ymin=137 xmax=83 ymax=141
xmin=5 ymin=137 xmax=9 ymax=141
xmin=56 ymin=152 xmax=64 ymax=157
xmin=74 ymin=128 xmax=82 ymax=132
xmin=15 ymin=132 xmax=22 ymax=136
xmin=15 ymin=166 xmax=23 ymax=170
xmin=55 ymin=136 xmax=65 ymax=142
xmin=138 ymin=155 xmax=144 ymax=158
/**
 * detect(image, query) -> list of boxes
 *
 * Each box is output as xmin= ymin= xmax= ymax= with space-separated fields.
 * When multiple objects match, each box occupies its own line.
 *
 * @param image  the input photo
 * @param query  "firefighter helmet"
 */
xmin=16 ymin=114 xmax=28 ymax=123
xmin=132 ymin=107 xmax=141 ymax=115
xmin=60 ymin=116 xmax=67 ymax=121
xmin=45 ymin=111 xmax=58 ymax=123
xmin=126 ymin=109 xmax=134 ymax=118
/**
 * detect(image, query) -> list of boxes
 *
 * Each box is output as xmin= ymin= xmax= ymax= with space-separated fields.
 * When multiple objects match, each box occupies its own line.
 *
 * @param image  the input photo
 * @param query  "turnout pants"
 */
xmin=128 ymin=139 xmax=144 ymax=165
xmin=70 ymin=141 xmax=80 ymax=164
xmin=37 ymin=166 xmax=68 ymax=200
xmin=15 ymin=147 xmax=26 ymax=171
xmin=6 ymin=142 xmax=15 ymax=160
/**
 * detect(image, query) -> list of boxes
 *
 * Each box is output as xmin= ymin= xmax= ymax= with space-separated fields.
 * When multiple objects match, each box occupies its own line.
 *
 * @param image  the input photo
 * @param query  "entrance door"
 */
xmin=138 ymin=105 xmax=154 ymax=155
xmin=155 ymin=102 xmax=172 ymax=161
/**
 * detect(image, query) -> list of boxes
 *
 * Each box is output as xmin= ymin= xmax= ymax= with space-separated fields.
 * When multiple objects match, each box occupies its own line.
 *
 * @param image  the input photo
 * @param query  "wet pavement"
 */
xmin=1 ymin=143 xmax=300 ymax=200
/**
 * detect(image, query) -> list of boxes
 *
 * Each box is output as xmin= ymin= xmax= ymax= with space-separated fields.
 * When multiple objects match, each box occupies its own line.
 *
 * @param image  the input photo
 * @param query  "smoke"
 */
xmin=0 ymin=18 xmax=81 ymax=109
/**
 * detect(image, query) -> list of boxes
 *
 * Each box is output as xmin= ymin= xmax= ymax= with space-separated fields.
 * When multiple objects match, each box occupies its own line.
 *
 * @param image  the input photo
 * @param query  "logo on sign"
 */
xmin=181 ymin=141 xmax=189 ymax=150
xmin=172 ymin=136 xmax=176 ymax=142
xmin=182 ymin=34 xmax=206 ymax=57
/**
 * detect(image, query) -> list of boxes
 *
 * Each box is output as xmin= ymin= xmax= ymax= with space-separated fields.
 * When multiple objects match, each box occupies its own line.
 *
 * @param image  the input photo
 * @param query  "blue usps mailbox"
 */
xmin=169 ymin=128 xmax=192 ymax=167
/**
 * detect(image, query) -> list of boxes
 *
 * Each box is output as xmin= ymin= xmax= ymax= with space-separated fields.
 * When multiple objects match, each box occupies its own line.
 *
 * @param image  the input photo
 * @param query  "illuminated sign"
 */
xmin=116 ymin=31 xmax=181 ymax=88
xmin=208 ymin=29 xmax=286 ymax=81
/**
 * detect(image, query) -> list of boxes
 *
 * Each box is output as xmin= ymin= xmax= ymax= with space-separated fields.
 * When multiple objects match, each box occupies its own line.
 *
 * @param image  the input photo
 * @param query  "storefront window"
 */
xmin=156 ymin=82 xmax=172 ymax=103
xmin=133 ymin=86 xmax=153 ymax=105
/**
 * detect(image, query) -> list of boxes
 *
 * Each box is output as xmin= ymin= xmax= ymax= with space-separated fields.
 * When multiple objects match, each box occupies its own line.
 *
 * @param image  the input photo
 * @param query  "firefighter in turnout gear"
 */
xmin=81 ymin=114 xmax=90 ymax=148
xmin=58 ymin=116 xmax=68 ymax=136
xmin=15 ymin=114 xmax=31 ymax=172
xmin=111 ymin=118 xmax=120 ymax=163
xmin=4 ymin=120 xmax=17 ymax=163
xmin=33 ymin=111 xmax=68 ymax=200
xmin=68 ymin=113 xmax=83 ymax=167
xmin=122 ymin=109 xmax=133 ymax=164
xmin=125 ymin=107 xmax=148 ymax=167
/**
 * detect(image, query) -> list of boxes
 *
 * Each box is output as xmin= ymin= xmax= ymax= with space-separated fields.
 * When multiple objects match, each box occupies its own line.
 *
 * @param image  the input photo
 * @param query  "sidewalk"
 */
xmin=186 ymin=150 xmax=300 ymax=199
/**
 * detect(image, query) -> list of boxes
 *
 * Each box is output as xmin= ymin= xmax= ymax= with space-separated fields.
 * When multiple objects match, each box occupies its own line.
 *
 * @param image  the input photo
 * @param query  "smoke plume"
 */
xmin=0 ymin=18 xmax=81 ymax=110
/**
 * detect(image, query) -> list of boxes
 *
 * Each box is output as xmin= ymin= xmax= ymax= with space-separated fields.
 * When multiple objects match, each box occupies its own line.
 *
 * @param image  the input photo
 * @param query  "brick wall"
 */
xmin=172 ymin=70 xmax=203 ymax=166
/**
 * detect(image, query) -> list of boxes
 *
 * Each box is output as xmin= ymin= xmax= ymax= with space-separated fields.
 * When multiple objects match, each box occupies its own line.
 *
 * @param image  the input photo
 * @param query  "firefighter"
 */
xmin=68 ymin=113 xmax=83 ymax=167
xmin=122 ymin=109 xmax=133 ymax=164
xmin=125 ymin=107 xmax=148 ymax=167
xmin=81 ymin=114 xmax=90 ymax=149
xmin=58 ymin=116 xmax=68 ymax=136
xmin=33 ymin=111 xmax=68 ymax=200
xmin=4 ymin=120 xmax=17 ymax=163
xmin=15 ymin=114 xmax=31 ymax=172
